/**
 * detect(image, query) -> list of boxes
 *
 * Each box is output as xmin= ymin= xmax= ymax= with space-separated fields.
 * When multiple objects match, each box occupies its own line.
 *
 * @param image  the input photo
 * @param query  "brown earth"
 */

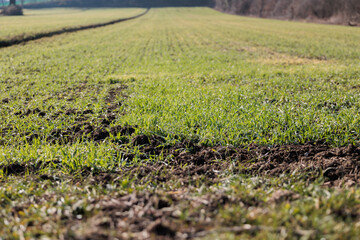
xmin=215 ymin=0 xmax=360 ymax=26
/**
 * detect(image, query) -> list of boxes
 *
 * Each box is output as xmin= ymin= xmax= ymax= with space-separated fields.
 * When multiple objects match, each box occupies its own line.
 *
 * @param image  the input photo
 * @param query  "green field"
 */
xmin=0 ymin=7 xmax=360 ymax=239
xmin=0 ymin=8 xmax=145 ymax=41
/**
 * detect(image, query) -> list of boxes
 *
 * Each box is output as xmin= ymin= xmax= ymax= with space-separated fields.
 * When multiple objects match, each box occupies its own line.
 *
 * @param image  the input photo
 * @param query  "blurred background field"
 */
xmin=0 ymin=8 xmax=144 ymax=41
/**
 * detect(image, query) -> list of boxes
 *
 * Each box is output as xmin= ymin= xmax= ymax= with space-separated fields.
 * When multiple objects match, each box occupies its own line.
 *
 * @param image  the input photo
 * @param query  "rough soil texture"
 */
xmin=2 ymin=141 xmax=359 ymax=240
xmin=46 ymin=122 xmax=135 ymax=144
xmin=0 ymin=85 xmax=133 ymax=145
xmin=215 ymin=0 xmax=360 ymax=26
xmin=121 ymin=139 xmax=360 ymax=187
xmin=3 ymin=137 xmax=359 ymax=188
xmin=62 ymin=157 xmax=360 ymax=239
xmin=46 ymin=85 xmax=135 ymax=144
xmin=69 ymin=190 xmax=265 ymax=240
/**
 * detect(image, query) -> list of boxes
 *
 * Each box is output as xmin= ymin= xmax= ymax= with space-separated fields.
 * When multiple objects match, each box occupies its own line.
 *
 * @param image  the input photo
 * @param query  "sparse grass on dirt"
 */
xmin=0 ymin=7 xmax=360 ymax=239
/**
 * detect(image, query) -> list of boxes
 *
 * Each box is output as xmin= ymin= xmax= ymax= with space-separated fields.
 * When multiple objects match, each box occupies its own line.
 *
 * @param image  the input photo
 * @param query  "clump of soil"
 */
xmin=0 ymin=159 xmax=61 ymax=176
xmin=132 ymin=134 xmax=151 ymax=146
xmin=1 ymin=98 xmax=10 ymax=104
xmin=1 ymin=5 xmax=23 ymax=16
xmin=0 ymin=163 xmax=28 ymax=175
xmin=15 ymin=108 xmax=46 ymax=117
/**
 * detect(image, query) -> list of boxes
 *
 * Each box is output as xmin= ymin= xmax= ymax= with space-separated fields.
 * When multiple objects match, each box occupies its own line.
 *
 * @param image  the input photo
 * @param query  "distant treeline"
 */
xmin=214 ymin=0 xmax=360 ymax=25
xmin=25 ymin=0 xmax=214 ymax=8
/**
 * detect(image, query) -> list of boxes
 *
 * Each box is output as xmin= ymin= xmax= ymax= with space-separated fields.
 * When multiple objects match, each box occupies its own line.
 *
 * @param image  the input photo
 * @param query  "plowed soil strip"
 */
xmin=0 ymin=8 xmax=150 ymax=48
xmin=3 ymin=136 xmax=359 ymax=187
xmin=119 ymin=139 xmax=360 ymax=187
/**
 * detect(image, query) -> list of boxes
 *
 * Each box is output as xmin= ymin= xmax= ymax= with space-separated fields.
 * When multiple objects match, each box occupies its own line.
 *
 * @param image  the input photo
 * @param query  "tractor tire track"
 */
xmin=0 ymin=8 xmax=150 ymax=49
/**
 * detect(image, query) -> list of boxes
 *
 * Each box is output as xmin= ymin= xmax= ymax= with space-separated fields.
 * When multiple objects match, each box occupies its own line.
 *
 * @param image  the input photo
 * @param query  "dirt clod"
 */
xmin=269 ymin=190 xmax=300 ymax=203
xmin=132 ymin=134 xmax=150 ymax=146
xmin=148 ymin=221 xmax=176 ymax=238
xmin=2 ymin=98 xmax=10 ymax=104
xmin=0 ymin=163 xmax=27 ymax=175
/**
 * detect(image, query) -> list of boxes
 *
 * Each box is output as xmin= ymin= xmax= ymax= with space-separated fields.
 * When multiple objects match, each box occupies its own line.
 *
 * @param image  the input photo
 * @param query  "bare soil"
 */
xmin=120 ymin=138 xmax=360 ymax=187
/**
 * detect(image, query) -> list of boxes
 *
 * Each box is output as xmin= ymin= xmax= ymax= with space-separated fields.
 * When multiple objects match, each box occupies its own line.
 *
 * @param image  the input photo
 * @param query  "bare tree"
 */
xmin=9 ymin=0 xmax=17 ymax=6
xmin=259 ymin=0 xmax=266 ymax=18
